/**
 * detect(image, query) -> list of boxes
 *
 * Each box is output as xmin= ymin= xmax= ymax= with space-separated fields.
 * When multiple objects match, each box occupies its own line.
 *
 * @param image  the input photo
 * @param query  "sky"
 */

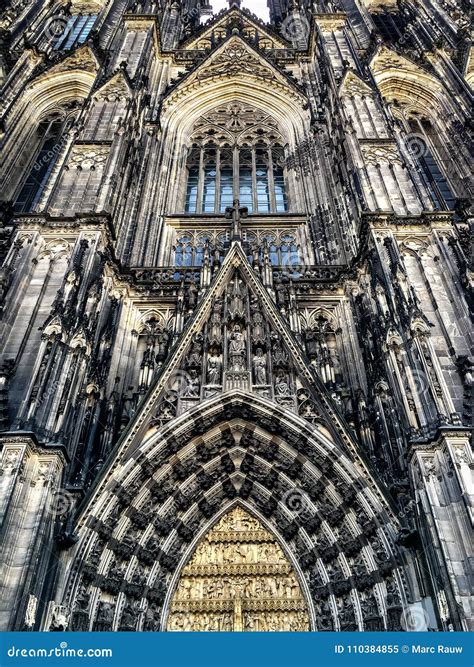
xmin=212 ymin=0 xmax=270 ymax=22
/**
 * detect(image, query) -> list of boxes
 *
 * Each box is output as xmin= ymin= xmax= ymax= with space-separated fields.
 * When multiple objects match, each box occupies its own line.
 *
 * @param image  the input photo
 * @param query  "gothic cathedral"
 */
xmin=0 ymin=0 xmax=472 ymax=634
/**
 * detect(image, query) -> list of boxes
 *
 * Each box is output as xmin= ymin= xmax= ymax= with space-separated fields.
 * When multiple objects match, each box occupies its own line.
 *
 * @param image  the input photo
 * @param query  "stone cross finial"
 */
xmin=225 ymin=199 xmax=248 ymax=241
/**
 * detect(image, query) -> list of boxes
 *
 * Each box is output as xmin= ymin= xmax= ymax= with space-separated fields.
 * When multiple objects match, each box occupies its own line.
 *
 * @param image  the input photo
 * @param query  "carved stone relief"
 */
xmin=167 ymin=507 xmax=309 ymax=632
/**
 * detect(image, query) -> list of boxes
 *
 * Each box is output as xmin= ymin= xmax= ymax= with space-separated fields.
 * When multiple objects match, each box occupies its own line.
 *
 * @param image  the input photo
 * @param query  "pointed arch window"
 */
xmin=407 ymin=118 xmax=456 ymax=210
xmin=219 ymin=146 xmax=234 ymax=212
xmin=53 ymin=15 xmax=97 ymax=50
xmin=185 ymin=143 xmax=289 ymax=215
xmin=239 ymin=147 xmax=254 ymax=211
xmin=14 ymin=117 xmax=70 ymax=213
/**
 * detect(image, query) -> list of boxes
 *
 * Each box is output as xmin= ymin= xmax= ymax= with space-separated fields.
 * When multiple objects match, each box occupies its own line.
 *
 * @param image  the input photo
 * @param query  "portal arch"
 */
xmin=57 ymin=393 xmax=416 ymax=633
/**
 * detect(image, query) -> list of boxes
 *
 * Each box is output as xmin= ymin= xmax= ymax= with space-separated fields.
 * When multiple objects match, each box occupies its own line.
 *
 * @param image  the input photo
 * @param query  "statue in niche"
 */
xmin=252 ymin=348 xmax=267 ymax=385
xmin=50 ymin=605 xmax=70 ymax=631
xmin=108 ymin=560 xmax=124 ymax=580
xmin=155 ymin=327 xmax=170 ymax=363
xmin=361 ymin=593 xmax=379 ymax=618
xmin=131 ymin=565 xmax=146 ymax=587
xmin=275 ymin=371 xmax=291 ymax=397
xmin=186 ymin=334 xmax=203 ymax=368
xmin=208 ymin=299 xmax=223 ymax=345
xmin=270 ymin=333 xmax=288 ymax=368
xmin=227 ymin=278 xmax=246 ymax=320
xmin=144 ymin=605 xmax=160 ymax=631
xmin=120 ymin=603 xmax=140 ymax=631
xmin=207 ymin=353 xmax=222 ymax=384
xmin=250 ymin=298 xmax=265 ymax=344
xmin=305 ymin=329 xmax=319 ymax=360
xmin=182 ymin=369 xmax=200 ymax=397
xmin=228 ymin=325 xmax=246 ymax=372
xmin=70 ymin=588 xmax=90 ymax=632
xmin=339 ymin=596 xmax=356 ymax=629
xmin=95 ymin=602 xmax=114 ymax=631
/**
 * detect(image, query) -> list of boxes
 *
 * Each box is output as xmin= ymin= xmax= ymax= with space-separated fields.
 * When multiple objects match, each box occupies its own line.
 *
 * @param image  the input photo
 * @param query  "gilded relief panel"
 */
xmin=167 ymin=507 xmax=309 ymax=632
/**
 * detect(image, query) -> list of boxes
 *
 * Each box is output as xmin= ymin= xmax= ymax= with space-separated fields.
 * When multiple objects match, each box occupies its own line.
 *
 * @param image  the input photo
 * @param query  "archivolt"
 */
xmin=58 ymin=394 xmax=414 ymax=633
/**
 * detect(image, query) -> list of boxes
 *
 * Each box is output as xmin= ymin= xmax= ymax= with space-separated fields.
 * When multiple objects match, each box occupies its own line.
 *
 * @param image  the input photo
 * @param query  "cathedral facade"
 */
xmin=0 ymin=0 xmax=472 ymax=634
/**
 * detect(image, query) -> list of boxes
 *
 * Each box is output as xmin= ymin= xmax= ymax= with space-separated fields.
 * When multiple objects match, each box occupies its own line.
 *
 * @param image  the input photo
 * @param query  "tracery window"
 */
xmin=173 ymin=229 xmax=301 ymax=268
xmin=14 ymin=116 xmax=72 ymax=213
xmin=174 ymin=231 xmax=228 ymax=267
xmin=54 ymin=14 xmax=97 ymax=50
xmin=184 ymin=103 xmax=289 ymax=215
xmin=407 ymin=118 xmax=456 ymax=210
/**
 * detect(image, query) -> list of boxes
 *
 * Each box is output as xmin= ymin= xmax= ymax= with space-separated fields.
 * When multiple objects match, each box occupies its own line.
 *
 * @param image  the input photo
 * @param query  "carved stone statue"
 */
xmin=144 ymin=605 xmax=160 ymax=631
xmin=228 ymin=325 xmax=246 ymax=372
xmin=275 ymin=371 xmax=291 ymax=397
xmin=50 ymin=604 xmax=70 ymax=631
xmin=186 ymin=334 xmax=203 ymax=368
xmin=250 ymin=299 xmax=265 ymax=345
xmin=95 ymin=602 xmax=114 ymax=631
xmin=208 ymin=299 xmax=223 ymax=345
xmin=207 ymin=353 xmax=222 ymax=384
xmin=120 ymin=603 xmax=140 ymax=631
xmin=270 ymin=333 xmax=288 ymax=368
xmin=252 ymin=348 xmax=267 ymax=385
xmin=70 ymin=589 xmax=90 ymax=632
xmin=227 ymin=278 xmax=246 ymax=320
xmin=182 ymin=369 xmax=200 ymax=397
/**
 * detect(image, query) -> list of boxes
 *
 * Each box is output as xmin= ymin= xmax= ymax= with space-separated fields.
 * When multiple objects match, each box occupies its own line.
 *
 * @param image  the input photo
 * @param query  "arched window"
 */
xmin=255 ymin=144 xmax=270 ymax=213
xmin=202 ymin=145 xmax=217 ymax=213
xmin=184 ymin=103 xmax=289 ymax=215
xmin=219 ymin=146 xmax=234 ymax=213
xmin=239 ymin=147 xmax=253 ymax=212
xmin=272 ymin=146 xmax=288 ymax=213
xmin=53 ymin=15 xmax=97 ymax=50
xmin=14 ymin=117 xmax=68 ymax=213
xmin=407 ymin=118 xmax=456 ymax=210
xmin=174 ymin=236 xmax=193 ymax=267
xmin=185 ymin=148 xmax=200 ymax=214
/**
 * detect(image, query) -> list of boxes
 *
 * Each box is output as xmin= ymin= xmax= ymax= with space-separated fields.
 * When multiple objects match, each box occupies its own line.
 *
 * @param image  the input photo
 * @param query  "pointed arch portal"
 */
xmin=60 ymin=390 xmax=414 ymax=634
xmin=166 ymin=506 xmax=309 ymax=631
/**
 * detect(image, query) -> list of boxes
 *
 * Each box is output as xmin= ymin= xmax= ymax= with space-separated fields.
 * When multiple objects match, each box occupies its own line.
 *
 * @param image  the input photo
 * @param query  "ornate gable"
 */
xmin=164 ymin=36 xmax=305 ymax=108
xmin=369 ymin=46 xmax=442 ymax=93
xmin=93 ymin=71 xmax=132 ymax=101
xmin=339 ymin=70 xmax=374 ymax=97
xmin=89 ymin=242 xmax=386 ymax=483
xmin=47 ymin=45 xmax=100 ymax=76
xmin=181 ymin=7 xmax=291 ymax=53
